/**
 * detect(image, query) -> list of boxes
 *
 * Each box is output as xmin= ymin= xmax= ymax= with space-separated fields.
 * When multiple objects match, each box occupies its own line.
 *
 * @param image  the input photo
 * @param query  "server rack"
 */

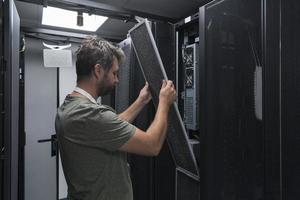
xmin=199 ymin=1 xmax=264 ymax=200
xmin=117 ymin=35 xmax=156 ymax=200
xmin=262 ymin=0 xmax=281 ymax=199
xmin=18 ymin=35 xmax=25 ymax=200
xmin=151 ymin=22 xmax=176 ymax=200
xmin=117 ymin=21 xmax=176 ymax=200
xmin=281 ymin=0 xmax=300 ymax=199
xmin=175 ymin=12 xmax=201 ymax=200
xmin=0 ymin=1 xmax=4 ymax=198
xmin=117 ymin=37 xmax=155 ymax=200
xmin=2 ymin=1 xmax=20 ymax=200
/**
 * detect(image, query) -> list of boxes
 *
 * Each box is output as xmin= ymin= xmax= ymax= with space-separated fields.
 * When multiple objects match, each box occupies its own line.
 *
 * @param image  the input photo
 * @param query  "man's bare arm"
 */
xmin=118 ymin=83 xmax=151 ymax=123
xmin=119 ymin=80 xmax=176 ymax=156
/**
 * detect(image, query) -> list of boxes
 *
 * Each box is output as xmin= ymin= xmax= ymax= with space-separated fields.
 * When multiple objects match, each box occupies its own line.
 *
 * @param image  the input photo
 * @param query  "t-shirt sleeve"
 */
xmin=81 ymin=106 xmax=136 ymax=151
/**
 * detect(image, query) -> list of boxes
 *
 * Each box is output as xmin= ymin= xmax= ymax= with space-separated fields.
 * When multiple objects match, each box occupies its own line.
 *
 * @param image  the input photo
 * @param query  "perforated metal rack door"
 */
xmin=128 ymin=19 xmax=199 ymax=179
xmin=116 ymin=38 xmax=134 ymax=113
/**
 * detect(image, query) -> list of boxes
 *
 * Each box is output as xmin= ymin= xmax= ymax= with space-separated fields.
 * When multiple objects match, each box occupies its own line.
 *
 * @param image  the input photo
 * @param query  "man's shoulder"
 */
xmin=59 ymin=100 xmax=116 ymax=120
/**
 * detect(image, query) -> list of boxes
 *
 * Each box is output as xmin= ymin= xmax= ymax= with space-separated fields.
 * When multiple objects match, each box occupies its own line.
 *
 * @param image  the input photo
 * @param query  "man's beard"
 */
xmin=100 ymin=84 xmax=114 ymax=96
xmin=97 ymin=76 xmax=115 ymax=96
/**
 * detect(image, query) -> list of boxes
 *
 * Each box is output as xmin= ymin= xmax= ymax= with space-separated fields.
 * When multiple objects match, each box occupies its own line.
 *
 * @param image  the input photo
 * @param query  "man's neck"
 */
xmin=75 ymin=81 xmax=98 ymax=99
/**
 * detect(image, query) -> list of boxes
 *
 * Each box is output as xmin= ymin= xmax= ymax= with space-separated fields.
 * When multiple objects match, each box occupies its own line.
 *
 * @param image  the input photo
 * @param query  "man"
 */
xmin=55 ymin=36 xmax=176 ymax=200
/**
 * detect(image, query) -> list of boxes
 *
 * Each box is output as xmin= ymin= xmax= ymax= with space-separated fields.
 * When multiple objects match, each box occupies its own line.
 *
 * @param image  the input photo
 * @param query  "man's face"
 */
xmin=97 ymin=58 xmax=119 ymax=96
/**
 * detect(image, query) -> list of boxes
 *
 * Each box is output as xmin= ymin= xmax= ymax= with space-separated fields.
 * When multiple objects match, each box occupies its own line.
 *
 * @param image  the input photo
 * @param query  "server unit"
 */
xmin=182 ymin=43 xmax=200 ymax=131
xmin=176 ymin=13 xmax=200 ymax=136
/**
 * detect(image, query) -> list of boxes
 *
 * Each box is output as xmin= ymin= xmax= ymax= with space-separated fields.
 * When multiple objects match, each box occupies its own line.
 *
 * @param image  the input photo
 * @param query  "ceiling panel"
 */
xmin=15 ymin=0 xmax=210 ymax=40
xmin=96 ymin=18 xmax=136 ymax=38
xmin=15 ymin=1 xmax=42 ymax=25
xmin=94 ymin=0 xmax=208 ymax=19
xmin=15 ymin=1 xmax=136 ymax=40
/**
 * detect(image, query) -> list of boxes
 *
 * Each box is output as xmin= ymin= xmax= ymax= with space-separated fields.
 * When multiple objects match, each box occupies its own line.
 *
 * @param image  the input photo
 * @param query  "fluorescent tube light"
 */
xmin=42 ymin=6 xmax=108 ymax=32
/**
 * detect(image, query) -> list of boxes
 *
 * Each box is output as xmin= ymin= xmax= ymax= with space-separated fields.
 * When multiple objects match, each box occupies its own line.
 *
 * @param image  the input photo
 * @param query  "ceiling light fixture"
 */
xmin=77 ymin=11 xmax=83 ymax=27
xmin=42 ymin=6 xmax=108 ymax=32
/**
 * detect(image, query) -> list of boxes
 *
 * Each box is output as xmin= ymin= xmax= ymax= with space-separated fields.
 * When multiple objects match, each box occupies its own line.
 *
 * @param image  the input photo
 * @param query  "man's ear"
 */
xmin=93 ymin=64 xmax=103 ymax=79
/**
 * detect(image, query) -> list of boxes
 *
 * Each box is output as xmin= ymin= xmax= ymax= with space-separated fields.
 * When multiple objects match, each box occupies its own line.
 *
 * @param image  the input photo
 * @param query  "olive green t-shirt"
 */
xmin=55 ymin=95 xmax=136 ymax=200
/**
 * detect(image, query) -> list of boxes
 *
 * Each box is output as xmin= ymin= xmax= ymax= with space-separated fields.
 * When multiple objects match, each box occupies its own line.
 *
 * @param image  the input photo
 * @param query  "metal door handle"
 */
xmin=38 ymin=138 xmax=53 ymax=143
xmin=37 ymin=134 xmax=57 ymax=157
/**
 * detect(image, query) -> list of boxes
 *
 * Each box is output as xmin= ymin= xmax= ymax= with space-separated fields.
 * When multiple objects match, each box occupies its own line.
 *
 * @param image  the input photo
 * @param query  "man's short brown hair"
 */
xmin=76 ymin=36 xmax=125 ymax=81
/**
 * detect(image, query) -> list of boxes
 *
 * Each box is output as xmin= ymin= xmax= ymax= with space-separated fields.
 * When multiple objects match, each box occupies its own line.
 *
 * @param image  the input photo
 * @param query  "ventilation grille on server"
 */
xmin=184 ymin=96 xmax=194 ymax=124
xmin=128 ymin=19 xmax=199 ymax=179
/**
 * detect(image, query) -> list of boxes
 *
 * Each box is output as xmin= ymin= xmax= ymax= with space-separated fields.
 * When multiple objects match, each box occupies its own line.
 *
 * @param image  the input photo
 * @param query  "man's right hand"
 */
xmin=159 ymin=80 xmax=177 ymax=106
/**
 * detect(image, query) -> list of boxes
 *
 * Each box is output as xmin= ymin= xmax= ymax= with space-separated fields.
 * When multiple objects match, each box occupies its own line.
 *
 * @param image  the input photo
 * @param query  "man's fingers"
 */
xmin=161 ymin=80 xmax=176 ymax=91
xmin=161 ymin=80 xmax=167 ymax=88
xmin=166 ymin=80 xmax=173 ymax=88
xmin=144 ymin=83 xmax=149 ymax=90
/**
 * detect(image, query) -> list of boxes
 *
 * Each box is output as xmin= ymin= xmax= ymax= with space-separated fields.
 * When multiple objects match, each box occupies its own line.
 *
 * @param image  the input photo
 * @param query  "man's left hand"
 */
xmin=138 ymin=82 xmax=152 ymax=105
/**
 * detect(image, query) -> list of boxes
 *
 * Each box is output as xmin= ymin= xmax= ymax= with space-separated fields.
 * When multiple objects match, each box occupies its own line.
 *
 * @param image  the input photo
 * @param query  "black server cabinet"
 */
xmin=199 ymin=1 xmax=264 ymax=200
xmin=1 ymin=0 xmax=20 ymax=200
xmin=19 ymin=35 xmax=26 ymax=200
xmin=281 ymin=0 xmax=300 ymax=199
xmin=262 ymin=1 xmax=300 ymax=199
xmin=151 ymin=22 xmax=176 ymax=200
xmin=175 ymin=13 xmax=201 ymax=200
xmin=262 ymin=0 xmax=281 ymax=199
xmin=117 ymin=37 xmax=155 ymax=200
xmin=121 ymin=1 xmax=300 ymax=200
xmin=0 ymin=2 xmax=4 ymax=199
xmin=117 ymin=22 xmax=176 ymax=200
